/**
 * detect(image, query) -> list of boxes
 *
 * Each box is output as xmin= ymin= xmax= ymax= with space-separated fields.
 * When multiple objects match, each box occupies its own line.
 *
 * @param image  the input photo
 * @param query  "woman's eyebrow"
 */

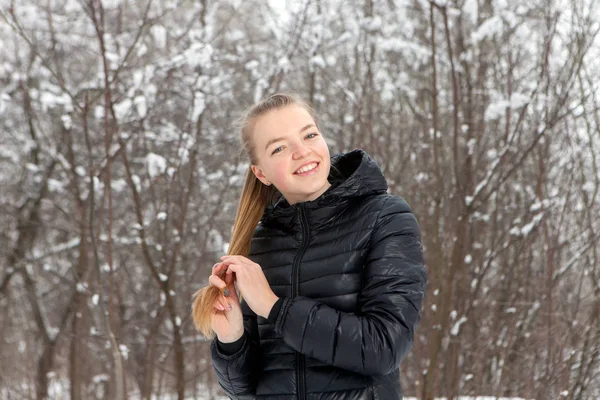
xmin=264 ymin=136 xmax=286 ymax=151
xmin=264 ymin=124 xmax=316 ymax=151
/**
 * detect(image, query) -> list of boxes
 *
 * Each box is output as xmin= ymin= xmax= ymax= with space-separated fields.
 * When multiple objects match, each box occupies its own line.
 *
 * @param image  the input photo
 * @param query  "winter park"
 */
xmin=1 ymin=0 xmax=600 ymax=399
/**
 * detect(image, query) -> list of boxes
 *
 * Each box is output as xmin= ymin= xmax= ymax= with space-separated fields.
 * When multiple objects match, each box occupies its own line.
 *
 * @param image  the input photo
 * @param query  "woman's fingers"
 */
xmin=213 ymin=295 xmax=232 ymax=311
xmin=212 ymin=258 xmax=249 ymax=308
xmin=224 ymin=269 xmax=235 ymax=285
xmin=213 ymin=299 xmax=225 ymax=311
xmin=209 ymin=264 xmax=237 ymax=308
xmin=209 ymin=273 xmax=234 ymax=307
xmin=208 ymin=274 xmax=226 ymax=290
xmin=224 ymin=273 xmax=241 ymax=303
xmin=213 ymin=262 xmax=227 ymax=277
xmin=224 ymin=263 xmax=242 ymax=275
xmin=221 ymin=255 xmax=254 ymax=268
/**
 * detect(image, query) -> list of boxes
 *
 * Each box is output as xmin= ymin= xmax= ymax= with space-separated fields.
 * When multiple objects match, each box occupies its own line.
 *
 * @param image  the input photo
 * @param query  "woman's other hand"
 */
xmin=209 ymin=263 xmax=244 ymax=343
xmin=220 ymin=255 xmax=279 ymax=319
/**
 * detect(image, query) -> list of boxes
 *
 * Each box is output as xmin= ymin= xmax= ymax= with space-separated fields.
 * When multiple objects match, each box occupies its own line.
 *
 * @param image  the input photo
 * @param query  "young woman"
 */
xmin=192 ymin=93 xmax=427 ymax=399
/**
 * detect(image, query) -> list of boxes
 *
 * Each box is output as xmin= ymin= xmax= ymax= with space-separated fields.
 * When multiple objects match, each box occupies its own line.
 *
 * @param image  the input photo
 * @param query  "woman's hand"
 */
xmin=209 ymin=263 xmax=244 ymax=343
xmin=220 ymin=255 xmax=279 ymax=319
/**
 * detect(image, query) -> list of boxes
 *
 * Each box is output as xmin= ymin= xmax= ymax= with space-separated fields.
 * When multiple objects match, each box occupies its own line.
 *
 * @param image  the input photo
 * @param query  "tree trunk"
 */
xmin=166 ymin=291 xmax=185 ymax=400
xmin=36 ymin=341 xmax=56 ymax=400
xmin=70 ymin=294 xmax=82 ymax=400
xmin=142 ymin=336 xmax=157 ymax=400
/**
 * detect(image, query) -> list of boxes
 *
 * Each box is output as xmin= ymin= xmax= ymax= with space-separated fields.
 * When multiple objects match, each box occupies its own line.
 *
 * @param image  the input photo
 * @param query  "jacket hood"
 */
xmin=261 ymin=149 xmax=388 ymax=230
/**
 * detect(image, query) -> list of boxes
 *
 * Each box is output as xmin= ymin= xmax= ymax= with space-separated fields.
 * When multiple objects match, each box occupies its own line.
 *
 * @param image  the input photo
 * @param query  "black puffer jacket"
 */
xmin=211 ymin=149 xmax=427 ymax=399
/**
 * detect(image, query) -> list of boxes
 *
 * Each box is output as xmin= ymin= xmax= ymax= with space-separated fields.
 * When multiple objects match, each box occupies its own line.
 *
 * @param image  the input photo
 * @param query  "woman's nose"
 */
xmin=292 ymin=143 xmax=311 ymax=159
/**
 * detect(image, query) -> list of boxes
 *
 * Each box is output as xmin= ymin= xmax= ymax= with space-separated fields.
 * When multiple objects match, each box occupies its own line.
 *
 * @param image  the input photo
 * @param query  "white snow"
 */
xmin=150 ymin=25 xmax=167 ymax=48
xmin=582 ymin=181 xmax=595 ymax=193
xmin=114 ymin=98 xmax=133 ymax=121
xmin=245 ymin=60 xmax=259 ymax=70
xmin=310 ymin=55 xmax=326 ymax=69
xmin=48 ymin=326 xmax=59 ymax=341
xmin=92 ymin=374 xmax=109 ymax=384
xmin=112 ymin=178 xmax=128 ymax=192
xmin=510 ymin=213 xmax=544 ymax=237
xmin=76 ymin=282 xmax=88 ymax=293
xmin=277 ymin=56 xmax=291 ymax=73
xmin=94 ymin=105 xmax=104 ymax=119
xmin=146 ymin=153 xmax=167 ymax=178
xmin=61 ymin=114 xmax=72 ymax=130
xmin=102 ymin=0 xmax=123 ymax=9
xmin=191 ymin=91 xmax=205 ymax=121
xmin=360 ymin=16 xmax=382 ymax=33
xmin=184 ymin=43 xmax=213 ymax=68
xmin=39 ymin=91 xmax=72 ymax=112
xmin=485 ymin=93 xmax=531 ymax=121
xmin=132 ymin=174 xmax=142 ymax=192
xmin=119 ymin=344 xmax=129 ymax=360
xmin=471 ymin=16 xmax=503 ymax=43
xmin=29 ymin=237 xmax=80 ymax=261
xmin=133 ymin=95 xmax=147 ymax=118
xmin=0 ymin=92 xmax=10 ymax=114
xmin=207 ymin=229 xmax=224 ymax=252
xmin=451 ymin=316 xmax=468 ymax=336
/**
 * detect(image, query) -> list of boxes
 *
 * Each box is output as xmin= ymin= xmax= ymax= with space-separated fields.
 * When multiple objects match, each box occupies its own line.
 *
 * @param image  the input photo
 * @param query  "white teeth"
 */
xmin=295 ymin=162 xmax=318 ymax=174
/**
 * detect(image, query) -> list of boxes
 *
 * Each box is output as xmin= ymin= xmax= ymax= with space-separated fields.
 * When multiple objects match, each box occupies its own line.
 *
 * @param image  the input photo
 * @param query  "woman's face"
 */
xmin=250 ymin=104 xmax=331 ymax=205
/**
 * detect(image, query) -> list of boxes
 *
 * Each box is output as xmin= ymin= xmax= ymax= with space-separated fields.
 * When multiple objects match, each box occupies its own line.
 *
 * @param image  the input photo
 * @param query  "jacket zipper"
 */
xmin=292 ymin=206 xmax=309 ymax=400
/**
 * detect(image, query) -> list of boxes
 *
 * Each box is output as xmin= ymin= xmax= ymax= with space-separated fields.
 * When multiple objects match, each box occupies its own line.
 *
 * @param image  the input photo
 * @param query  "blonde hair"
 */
xmin=192 ymin=93 xmax=318 ymax=339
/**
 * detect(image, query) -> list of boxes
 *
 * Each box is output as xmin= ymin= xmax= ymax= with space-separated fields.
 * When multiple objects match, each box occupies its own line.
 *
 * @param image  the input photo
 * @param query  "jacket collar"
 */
xmin=260 ymin=149 xmax=388 ymax=231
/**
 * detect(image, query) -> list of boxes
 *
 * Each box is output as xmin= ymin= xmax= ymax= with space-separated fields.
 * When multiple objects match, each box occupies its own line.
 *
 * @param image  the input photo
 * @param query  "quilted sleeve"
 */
xmin=270 ymin=195 xmax=428 ymax=376
xmin=210 ymin=301 xmax=260 ymax=399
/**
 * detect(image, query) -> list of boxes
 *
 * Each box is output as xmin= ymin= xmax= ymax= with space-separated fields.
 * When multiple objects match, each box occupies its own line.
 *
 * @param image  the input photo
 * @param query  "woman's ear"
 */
xmin=251 ymin=165 xmax=271 ymax=186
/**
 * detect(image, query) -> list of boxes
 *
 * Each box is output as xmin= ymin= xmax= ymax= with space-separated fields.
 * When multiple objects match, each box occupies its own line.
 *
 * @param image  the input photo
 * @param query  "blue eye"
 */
xmin=271 ymin=133 xmax=317 ymax=155
xmin=272 ymin=146 xmax=284 ymax=155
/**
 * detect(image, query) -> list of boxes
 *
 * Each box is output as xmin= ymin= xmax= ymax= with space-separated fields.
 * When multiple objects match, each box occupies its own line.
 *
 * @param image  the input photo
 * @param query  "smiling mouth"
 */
xmin=294 ymin=162 xmax=319 ymax=174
